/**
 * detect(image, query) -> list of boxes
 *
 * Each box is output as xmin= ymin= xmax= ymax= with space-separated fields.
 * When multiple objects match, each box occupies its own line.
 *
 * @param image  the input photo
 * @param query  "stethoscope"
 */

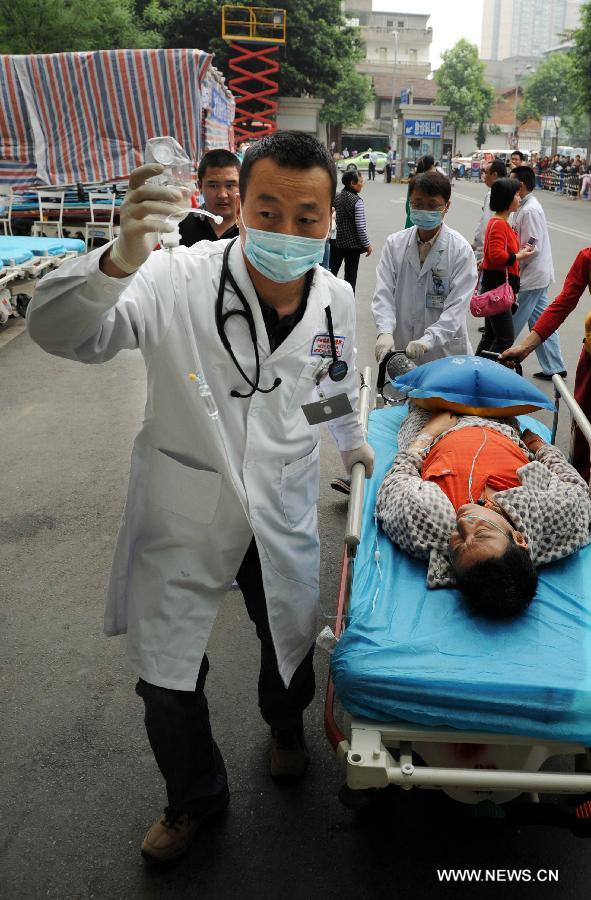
xmin=215 ymin=238 xmax=348 ymax=399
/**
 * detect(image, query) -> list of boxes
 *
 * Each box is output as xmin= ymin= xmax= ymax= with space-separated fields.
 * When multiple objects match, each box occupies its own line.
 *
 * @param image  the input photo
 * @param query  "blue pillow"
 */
xmin=393 ymin=355 xmax=555 ymax=417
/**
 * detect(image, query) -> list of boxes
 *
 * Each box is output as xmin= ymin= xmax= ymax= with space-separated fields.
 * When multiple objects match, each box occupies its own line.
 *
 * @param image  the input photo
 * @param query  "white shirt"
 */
xmin=511 ymin=192 xmax=554 ymax=291
xmin=473 ymin=188 xmax=494 ymax=258
xmin=369 ymin=151 xmax=379 ymax=164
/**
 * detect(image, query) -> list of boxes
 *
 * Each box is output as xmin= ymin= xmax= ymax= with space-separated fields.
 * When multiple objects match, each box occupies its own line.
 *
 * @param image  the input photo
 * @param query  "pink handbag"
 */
xmin=469 ymin=228 xmax=515 ymax=318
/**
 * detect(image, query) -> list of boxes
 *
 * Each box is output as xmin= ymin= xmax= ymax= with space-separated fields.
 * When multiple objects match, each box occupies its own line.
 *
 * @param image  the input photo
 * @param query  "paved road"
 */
xmin=2 ymin=180 xmax=591 ymax=899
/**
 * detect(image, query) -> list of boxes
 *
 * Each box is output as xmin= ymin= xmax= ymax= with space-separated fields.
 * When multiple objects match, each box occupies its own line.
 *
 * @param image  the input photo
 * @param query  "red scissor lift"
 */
xmin=222 ymin=5 xmax=286 ymax=142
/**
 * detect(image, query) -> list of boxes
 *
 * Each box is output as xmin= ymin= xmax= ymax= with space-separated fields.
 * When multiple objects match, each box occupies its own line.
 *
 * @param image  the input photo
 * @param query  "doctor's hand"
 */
xmin=375 ymin=332 xmax=395 ymax=363
xmin=102 ymin=164 xmax=190 ymax=276
xmin=405 ymin=340 xmax=427 ymax=360
xmin=340 ymin=443 xmax=375 ymax=478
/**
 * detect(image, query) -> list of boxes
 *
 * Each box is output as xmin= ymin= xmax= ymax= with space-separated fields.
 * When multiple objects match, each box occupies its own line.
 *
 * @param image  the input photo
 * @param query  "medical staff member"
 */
xmin=26 ymin=131 xmax=374 ymax=865
xmin=179 ymin=147 xmax=240 ymax=247
xmin=373 ymin=170 xmax=477 ymax=365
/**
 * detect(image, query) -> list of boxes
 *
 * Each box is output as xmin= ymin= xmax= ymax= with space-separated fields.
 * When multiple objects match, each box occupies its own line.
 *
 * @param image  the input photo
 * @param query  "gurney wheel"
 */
xmin=338 ymin=784 xmax=381 ymax=811
xmin=15 ymin=294 xmax=30 ymax=318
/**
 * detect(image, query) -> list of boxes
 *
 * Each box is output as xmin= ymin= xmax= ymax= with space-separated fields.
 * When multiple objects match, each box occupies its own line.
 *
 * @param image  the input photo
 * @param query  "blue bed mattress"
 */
xmin=331 ymin=405 xmax=591 ymax=744
xmin=0 ymin=245 xmax=34 ymax=265
xmin=0 ymin=236 xmax=85 ymax=255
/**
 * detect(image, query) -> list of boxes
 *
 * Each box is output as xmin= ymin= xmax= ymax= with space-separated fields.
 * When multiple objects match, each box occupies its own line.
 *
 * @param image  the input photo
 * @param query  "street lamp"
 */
xmin=390 ymin=30 xmax=399 ymax=157
xmin=551 ymin=95 xmax=559 ymax=156
xmin=512 ymin=65 xmax=532 ymax=148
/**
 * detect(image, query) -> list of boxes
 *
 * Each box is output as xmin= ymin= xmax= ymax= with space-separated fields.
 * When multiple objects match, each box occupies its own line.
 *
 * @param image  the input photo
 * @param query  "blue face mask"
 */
xmin=242 ymin=221 xmax=327 ymax=283
xmin=409 ymin=208 xmax=445 ymax=230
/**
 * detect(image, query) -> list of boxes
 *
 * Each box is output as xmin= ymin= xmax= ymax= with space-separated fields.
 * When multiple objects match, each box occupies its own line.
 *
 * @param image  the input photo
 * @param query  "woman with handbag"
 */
xmin=475 ymin=178 xmax=535 ymax=355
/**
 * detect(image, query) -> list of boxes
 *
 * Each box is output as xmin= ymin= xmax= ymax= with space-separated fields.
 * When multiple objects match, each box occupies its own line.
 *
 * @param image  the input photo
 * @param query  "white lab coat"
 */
xmin=27 ymin=238 xmax=364 ymax=690
xmin=372 ymin=223 xmax=477 ymax=363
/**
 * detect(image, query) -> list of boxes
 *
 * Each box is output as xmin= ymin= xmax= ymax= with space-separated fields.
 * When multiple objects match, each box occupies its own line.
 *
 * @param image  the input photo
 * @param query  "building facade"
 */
xmin=481 ymin=0 xmax=582 ymax=61
xmin=343 ymin=0 xmax=432 ymax=79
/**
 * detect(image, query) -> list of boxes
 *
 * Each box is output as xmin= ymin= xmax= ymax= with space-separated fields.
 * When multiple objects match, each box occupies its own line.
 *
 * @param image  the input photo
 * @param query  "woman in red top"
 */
xmin=476 ymin=178 xmax=535 ymax=355
xmin=501 ymin=248 xmax=591 ymax=482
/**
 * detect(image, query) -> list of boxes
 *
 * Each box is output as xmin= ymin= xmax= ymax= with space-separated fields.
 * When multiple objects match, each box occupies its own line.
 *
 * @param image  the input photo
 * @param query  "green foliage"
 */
xmin=567 ymin=0 xmax=591 ymax=146
xmin=475 ymin=121 xmax=487 ymax=148
xmin=435 ymin=39 xmax=495 ymax=133
xmin=320 ymin=69 xmax=372 ymax=127
xmin=0 ymin=0 xmax=160 ymax=53
xmin=520 ymin=53 xmax=577 ymax=122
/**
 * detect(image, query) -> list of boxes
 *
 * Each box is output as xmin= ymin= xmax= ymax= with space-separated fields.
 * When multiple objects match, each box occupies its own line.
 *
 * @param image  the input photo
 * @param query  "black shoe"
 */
xmin=478 ymin=326 xmax=486 ymax=333
xmin=330 ymin=476 xmax=351 ymax=495
xmin=533 ymin=370 xmax=567 ymax=380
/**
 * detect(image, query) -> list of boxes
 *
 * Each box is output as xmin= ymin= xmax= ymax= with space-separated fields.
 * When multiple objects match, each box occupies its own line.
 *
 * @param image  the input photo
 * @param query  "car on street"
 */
xmin=337 ymin=151 xmax=387 ymax=174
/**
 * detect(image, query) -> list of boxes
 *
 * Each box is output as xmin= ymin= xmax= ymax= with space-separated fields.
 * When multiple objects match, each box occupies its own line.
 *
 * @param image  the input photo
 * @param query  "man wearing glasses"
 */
xmin=373 ymin=171 xmax=477 ymax=365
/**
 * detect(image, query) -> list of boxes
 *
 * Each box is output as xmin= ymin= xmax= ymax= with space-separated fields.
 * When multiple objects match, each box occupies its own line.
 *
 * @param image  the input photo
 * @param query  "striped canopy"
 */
xmin=0 ymin=49 xmax=217 ymax=186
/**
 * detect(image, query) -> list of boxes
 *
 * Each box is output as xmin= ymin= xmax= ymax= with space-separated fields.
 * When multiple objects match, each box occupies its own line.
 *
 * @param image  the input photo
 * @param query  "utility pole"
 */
xmin=390 ymin=30 xmax=398 ymax=171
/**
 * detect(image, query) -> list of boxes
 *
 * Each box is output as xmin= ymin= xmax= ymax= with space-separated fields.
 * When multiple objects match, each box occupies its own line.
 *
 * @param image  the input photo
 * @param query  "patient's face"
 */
xmin=449 ymin=504 xmax=513 ymax=567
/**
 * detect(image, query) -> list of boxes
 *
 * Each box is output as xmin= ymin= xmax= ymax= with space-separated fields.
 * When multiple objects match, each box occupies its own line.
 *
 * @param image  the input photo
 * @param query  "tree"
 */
xmin=568 ymin=0 xmax=591 ymax=154
xmin=518 ymin=52 xmax=578 ymax=147
xmin=435 ymin=39 xmax=494 ymax=155
xmin=0 ymin=0 xmax=160 ymax=53
xmin=320 ymin=69 xmax=373 ymax=148
xmin=475 ymin=121 xmax=487 ymax=149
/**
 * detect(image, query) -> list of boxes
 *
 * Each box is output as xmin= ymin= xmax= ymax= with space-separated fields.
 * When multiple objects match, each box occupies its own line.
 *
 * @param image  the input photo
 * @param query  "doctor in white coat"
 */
xmin=26 ymin=131 xmax=374 ymax=865
xmin=373 ymin=170 xmax=477 ymax=365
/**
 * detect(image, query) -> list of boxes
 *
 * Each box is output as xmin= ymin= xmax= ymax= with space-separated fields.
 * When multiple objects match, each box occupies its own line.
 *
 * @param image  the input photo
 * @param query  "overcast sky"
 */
xmin=376 ymin=0 xmax=485 ymax=68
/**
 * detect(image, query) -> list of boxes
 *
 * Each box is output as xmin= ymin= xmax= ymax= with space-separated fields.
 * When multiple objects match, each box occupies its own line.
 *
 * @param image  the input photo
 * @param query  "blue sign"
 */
xmin=400 ymin=88 xmax=410 ymax=104
xmin=404 ymin=119 xmax=442 ymax=139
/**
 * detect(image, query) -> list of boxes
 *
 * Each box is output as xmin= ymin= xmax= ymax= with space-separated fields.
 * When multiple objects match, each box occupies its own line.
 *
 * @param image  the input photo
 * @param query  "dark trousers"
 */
xmin=475 ymin=309 xmax=515 ymax=355
xmin=329 ymin=245 xmax=362 ymax=293
xmin=385 ymin=163 xmax=392 ymax=183
xmin=573 ymin=346 xmax=591 ymax=483
xmin=368 ymin=162 xmax=376 ymax=180
xmin=135 ymin=539 xmax=316 ymax=814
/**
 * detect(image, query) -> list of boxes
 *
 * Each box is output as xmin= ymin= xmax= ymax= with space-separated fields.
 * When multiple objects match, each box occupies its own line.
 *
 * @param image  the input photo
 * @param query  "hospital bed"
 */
xmin=325 ymin=366 xmax=591 ymax=833
xmin=0 ymin=235 xmax=85 ymax=322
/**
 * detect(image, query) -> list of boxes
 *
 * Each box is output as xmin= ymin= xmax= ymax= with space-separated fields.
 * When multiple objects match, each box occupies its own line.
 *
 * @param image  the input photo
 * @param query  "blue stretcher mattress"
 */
xmin=0 ymin=245 xmax=34 ymax=265
xmin=331 ymin=405 xmax=591 ymax=744
xmin=0 ymin=236 xmax=85 ymax=256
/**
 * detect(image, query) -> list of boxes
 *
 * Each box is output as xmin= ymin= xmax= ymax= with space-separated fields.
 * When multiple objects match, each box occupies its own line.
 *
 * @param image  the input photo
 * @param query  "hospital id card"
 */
xmin=301 ymin=393 xmax=353 ymax=425
xmin=426 ymin=293 xmax=445 ymax=309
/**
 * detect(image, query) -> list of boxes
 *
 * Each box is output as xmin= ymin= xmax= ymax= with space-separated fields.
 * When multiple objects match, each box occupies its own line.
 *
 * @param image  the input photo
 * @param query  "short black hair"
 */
xmin=341 ymin=169 xmax=361 ymax=188
xmin=511 ymin=165 xmax=536 ymax=192
xmin=239 ymin=131 xmax=337 ymax=203
xmin=453 ymin=539 xmax=538 ymax=619
xmin=408 ymin=170 xmax=451 ymax=203
xmin=416 ymin=154 xmax=435 ymax=173
xmin=511 ymin=150 xmax=525 ymax=160
xmin=487 ymin=158 xmax=507 ymax=178
xmin=197 ymin=149 xmax=240 ymax=182
xmin=489 ymin=177 xmax=521 ymax=212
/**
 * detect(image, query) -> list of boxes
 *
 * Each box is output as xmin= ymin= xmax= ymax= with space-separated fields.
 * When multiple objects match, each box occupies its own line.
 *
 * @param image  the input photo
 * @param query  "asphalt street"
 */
xmin=3 ymin=179 xmax=591 ymax=899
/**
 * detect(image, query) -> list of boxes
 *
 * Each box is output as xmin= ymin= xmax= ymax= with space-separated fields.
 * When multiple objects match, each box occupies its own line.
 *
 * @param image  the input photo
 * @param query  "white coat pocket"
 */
xmin=280 ymin=443 xmax=321 ymax=529
xmin=148 ymin=449 xmax=222 ymax=524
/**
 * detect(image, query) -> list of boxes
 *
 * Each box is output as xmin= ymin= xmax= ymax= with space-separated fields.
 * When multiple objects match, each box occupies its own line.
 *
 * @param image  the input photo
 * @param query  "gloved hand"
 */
xmin=108 ymin=163 xmax=190 ymax=274
xmin=405 ymin=340 xmax=427 ymax=360
xmin=375 ymin=332 xmax=395 ymax=363
xmin=340 ymin=443 xmax=375 ymax=478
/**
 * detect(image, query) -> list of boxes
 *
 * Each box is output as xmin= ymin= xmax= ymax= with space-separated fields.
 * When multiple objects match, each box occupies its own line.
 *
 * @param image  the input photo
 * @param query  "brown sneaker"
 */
xmin=270 ymin=725 xmax=310 ymax=784
xmin=141 ymin=790 xmax=230 ymax=864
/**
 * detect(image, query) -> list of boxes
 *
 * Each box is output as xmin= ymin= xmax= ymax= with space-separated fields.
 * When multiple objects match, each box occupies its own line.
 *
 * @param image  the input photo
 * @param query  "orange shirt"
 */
xmin=421 ymin=427 xmax=529 ymax=511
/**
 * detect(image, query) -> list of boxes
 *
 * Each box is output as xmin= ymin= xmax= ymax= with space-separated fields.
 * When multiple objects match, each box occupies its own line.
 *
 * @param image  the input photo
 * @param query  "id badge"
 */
xmin=301 ymin=393 xmax=353 ymax=425
xmin=426 ymin=292 xmax=445 ymax=309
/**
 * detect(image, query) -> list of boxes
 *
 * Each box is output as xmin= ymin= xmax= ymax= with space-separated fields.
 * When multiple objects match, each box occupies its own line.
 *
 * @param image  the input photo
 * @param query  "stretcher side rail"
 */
xmin=344 ymin=366 xmax=372 ymax=551
xmin=552 ymin=373 xmax=591 ymax=453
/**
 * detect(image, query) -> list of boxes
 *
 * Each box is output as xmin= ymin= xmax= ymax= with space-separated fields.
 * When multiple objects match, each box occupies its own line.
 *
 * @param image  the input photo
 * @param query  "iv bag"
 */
xmin=144 ymin=136 xmax=193 ymax=189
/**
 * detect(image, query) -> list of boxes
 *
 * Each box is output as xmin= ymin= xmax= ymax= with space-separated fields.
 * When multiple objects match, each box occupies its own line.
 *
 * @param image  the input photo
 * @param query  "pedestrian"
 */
xmin=342 ymin=147 xmax=350 ymax=159
xmin=26 ymin=131 xmax=374 ymax=865
xmin=373 ymin=170 xmax=477 ymax=366
xmin=510 ymin=165 xmax=566 ymax=379
xmin=405 ymin=155 xmax=436 ymax=228
xmin=475 ymin=178 xmax=536 ymax=356
xmin=179 ymin=148 xmax=240 ymax=247
xmin=510 ymin=149 xmax=525 ymax=170
xmin=472 ymin=158 xmax=507 ymax=261
xmin=385 ymin=145 xmax=394 ymax=183
xmin=367 ymin=147 xmax=378 ymax=181
xmin=501 ymin=249 xmax=591 ymax=483
xmin=330 ymin=169 xmax=372 ymax=293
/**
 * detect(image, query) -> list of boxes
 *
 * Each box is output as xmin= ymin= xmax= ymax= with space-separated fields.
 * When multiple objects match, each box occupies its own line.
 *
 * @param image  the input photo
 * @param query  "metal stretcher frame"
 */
xmin=325 ymin=366 xmax=591 ymax=807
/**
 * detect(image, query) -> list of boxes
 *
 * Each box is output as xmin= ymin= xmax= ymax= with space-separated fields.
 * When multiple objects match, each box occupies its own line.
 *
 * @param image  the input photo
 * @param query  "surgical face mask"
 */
xmin=241 ymin=218 xmax=328 ymax=283
xmin=409 ymin=208 xmax=445 ymax=230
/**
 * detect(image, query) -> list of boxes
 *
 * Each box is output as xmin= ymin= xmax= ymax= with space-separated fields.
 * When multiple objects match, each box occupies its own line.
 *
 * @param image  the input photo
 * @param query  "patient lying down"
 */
xmin=376 ymin=405 xmax=591 ymax=618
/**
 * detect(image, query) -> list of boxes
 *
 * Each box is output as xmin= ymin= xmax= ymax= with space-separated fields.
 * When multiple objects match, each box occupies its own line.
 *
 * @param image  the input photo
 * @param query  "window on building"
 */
xmin=379 ymin=47 xmax=388 ymax=60
xmin=397 ymin=20 xmax=405 ymax=27
xmin=387 ymin=19 xmax=394 ymax=26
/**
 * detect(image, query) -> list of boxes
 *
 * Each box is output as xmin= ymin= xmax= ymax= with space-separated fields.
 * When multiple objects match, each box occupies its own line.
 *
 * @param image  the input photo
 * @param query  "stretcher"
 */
xmin=325 ymin=367 xmax=591 ymax=832
xmin=0 ymin=235 xmax=85 ymax=323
